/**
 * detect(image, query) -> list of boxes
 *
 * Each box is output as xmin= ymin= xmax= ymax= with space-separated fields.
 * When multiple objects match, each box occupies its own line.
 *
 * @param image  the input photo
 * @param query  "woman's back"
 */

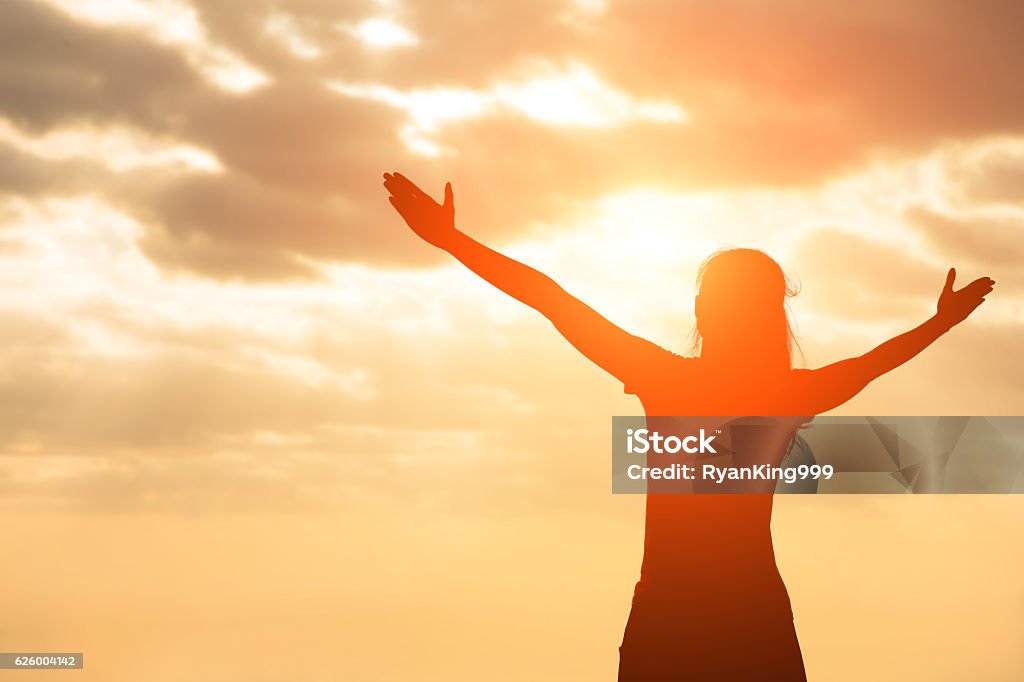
xmin=621 ymin=358 xmax=809 ymax=680
xmin=629 ymin=357 xmax=806 ymax=596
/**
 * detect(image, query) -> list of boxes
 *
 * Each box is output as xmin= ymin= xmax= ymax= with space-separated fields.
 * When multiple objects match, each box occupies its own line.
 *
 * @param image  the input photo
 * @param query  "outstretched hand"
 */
xmin=383 ymin=172 xmax=457 ymax=248
xmin=936 ymin=268 xmax=995 ymax=328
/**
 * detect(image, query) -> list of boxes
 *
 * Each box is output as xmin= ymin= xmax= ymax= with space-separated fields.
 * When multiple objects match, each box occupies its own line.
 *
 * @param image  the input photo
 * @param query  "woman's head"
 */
xmin=691 ymin=248 xmax=799 ymax=370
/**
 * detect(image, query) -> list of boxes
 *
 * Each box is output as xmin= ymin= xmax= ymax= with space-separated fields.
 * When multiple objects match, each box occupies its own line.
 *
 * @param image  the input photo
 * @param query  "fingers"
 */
xmin=383 ymin=173 xmax=410 ymax=199
xmin=444 ymin=181 xmax=453 ymax=210
xmin=955 ymin=278 xmax=996 ymax=321
xmin=383 ymin=171 xmax=425 ymax=199
xmin=382 ymin=172 xmax=407 ymax=199
xmin=962 ymin=277 xmax=996 ymax=296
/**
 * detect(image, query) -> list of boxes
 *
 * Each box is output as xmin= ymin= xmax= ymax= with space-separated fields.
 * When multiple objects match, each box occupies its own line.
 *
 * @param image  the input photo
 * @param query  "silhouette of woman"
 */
xmin=383 ymin=172 xmax=995 ymax=681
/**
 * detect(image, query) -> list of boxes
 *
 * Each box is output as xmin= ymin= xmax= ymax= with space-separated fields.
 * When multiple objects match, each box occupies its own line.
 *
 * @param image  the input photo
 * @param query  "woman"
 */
xmin=382 ymin=172 xmax=995 ymax=681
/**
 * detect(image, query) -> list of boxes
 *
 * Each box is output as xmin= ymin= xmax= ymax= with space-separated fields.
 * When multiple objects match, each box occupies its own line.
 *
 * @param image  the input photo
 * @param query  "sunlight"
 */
xmin=493 ymin=62 xmax=686 ymax=128
xmin=4 ymin=5 xmax=1023 ymax=680
xmin=344 ymin=17 xmax=420 ymax=49
xmin=328 ymin=60 xmax=686 ymax=155
xmin=326 ymin=82 xmax=492 ymax=156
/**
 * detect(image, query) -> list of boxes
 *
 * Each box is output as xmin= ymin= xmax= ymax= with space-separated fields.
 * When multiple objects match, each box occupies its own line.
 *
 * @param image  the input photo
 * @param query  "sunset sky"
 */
xmin=1 ymin=1 xmax=1023 ymax=680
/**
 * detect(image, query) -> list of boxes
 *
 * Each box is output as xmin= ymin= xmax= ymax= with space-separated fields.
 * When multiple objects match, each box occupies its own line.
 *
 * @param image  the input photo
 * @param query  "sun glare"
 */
xmin=493 ymin=62 xmax=686 ymax=127
xmin=344 ymin=17 xmax=420 ymax=49
xmin=328 ymin=61 xmax=685 ymax=155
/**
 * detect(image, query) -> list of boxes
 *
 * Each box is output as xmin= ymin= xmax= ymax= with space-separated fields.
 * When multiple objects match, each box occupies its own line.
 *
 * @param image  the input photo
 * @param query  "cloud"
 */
xmin=944 ymin=138 xmax=1024 ymax=205
xmin=329 ymin=60 xmax=686 ymax=156
xmin=6 ymin=0 xmax=1024 ymax=281
xmin=341 ymin=17 xmax=420 ymax=49
xmin=0 ymin=2 xmax=203 ymax=131
xmin=264 ymin=12 xmax=323 ymax=60
xmin=904 ymin=205 xmax=1024 ymax=277
xmin=589 ymin=1 xmax=1024 ymax=153
xmin=0 ymin=118 xmax=222 ymax=173
xmin=1 ymin=1 xmax=1023 ymax=516
xmin=791 ymin=228 xmax=943 ymax=322
xmin=37 ymin=0 xmax=269 ymax=92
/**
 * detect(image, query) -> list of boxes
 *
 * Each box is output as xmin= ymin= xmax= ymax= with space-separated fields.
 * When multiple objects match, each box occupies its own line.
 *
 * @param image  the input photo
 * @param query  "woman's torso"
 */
xmin=630 ymin=359 xmax=815 ymax=613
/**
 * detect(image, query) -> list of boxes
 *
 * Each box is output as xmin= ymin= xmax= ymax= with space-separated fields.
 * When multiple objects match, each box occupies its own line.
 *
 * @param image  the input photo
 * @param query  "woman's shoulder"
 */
xmin=621 ymin=346 xmax=698 ymax=397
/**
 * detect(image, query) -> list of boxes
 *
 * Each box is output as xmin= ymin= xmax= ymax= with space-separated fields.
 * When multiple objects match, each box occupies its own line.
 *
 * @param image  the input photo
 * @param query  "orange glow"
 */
xmin=1 ymin=1 xmax=1023 ymax=680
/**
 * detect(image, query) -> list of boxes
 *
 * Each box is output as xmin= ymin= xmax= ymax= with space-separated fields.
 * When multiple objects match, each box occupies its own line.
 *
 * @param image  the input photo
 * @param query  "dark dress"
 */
xmin=619 ymin=351 xmax=812 ymax=681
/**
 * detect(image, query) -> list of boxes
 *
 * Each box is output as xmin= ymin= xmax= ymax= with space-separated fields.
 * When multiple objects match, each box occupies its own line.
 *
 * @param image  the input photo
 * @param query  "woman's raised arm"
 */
xmin=798 ymin=268 xmax=995 ymax=413
xmin=383 ymin=172 xmax=666 ymax=383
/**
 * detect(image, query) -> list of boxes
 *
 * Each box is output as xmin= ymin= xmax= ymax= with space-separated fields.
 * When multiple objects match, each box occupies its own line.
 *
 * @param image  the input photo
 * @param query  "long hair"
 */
xmin=688 ymin=248 xmax=801 ymax=370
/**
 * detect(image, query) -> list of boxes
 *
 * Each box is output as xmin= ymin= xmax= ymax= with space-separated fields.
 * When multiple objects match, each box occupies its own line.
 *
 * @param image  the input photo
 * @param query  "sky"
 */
xmin=1 ymin=1 xmax=1023 ymax=680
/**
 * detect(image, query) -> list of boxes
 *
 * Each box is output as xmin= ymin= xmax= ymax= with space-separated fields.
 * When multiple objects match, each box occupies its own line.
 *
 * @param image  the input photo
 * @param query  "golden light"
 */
xmin=3 ymin=4 xmax=1023 ymax=681
xmin=329 ymin=61 xmax=686 ymax=156
xmin=492 ymin=62 xmax=686 ymax=128
xmin=344 ymin=17 xmax=420 ymax=49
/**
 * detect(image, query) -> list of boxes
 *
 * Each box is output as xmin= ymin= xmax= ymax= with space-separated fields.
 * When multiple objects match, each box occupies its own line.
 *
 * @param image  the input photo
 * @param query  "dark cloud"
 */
xmin=0 ymin=146 xmax=85 ymax=198
xmin=590 ymin=1 xmax=1024 ymax=158
xmin=0 ymin=1 xmax=202 ymax=132
xmin=0 ymin=143 xmax=131 ymax=202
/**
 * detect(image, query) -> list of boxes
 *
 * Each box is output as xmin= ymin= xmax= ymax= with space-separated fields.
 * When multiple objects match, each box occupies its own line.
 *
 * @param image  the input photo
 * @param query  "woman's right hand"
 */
xmin=383 ymin=172 xmax=458 ymax=249
xmin=935 ymin=267 xmax=995 ymax=328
